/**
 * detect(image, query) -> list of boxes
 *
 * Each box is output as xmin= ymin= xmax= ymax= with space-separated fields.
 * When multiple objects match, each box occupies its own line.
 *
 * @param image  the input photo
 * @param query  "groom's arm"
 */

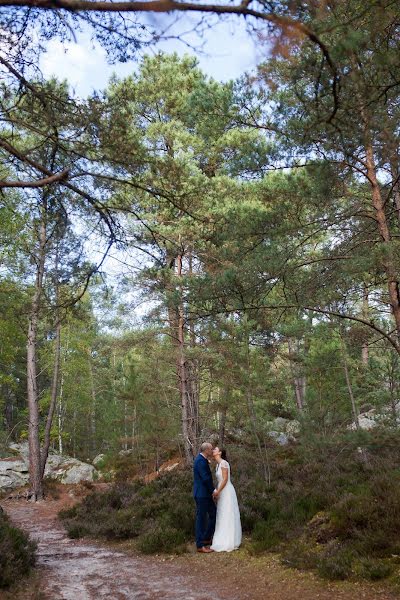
xmin=197 ymin=459 xmax=214 ymax=496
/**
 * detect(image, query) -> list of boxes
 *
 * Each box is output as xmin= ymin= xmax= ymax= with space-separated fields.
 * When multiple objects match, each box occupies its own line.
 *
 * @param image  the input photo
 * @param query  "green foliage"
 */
xmin=0 ymin=510 xmax=36 ymax=589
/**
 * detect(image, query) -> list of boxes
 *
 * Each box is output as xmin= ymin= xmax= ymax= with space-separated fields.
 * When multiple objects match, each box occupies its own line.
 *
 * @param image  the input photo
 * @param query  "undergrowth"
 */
xmin=59 ymin=428 xmax=400 ymax=583
xmin=59 ymin=469 xmax=193 ymax=554
xmin=0 ymin=508 xmax=36 ymax=589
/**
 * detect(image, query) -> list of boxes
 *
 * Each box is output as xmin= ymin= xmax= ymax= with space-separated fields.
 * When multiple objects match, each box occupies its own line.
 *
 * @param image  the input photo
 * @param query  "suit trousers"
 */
xmin=195 ymin=496 xmax=216 ymax=548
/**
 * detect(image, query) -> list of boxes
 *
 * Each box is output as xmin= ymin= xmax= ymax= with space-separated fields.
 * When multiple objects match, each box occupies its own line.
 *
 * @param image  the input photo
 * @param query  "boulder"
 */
xmin=0 ymin=457 xmax=29 ymax=490
xmin=0 ymin=442 xmax=98 ymax=490
xmin=267 ymin=431 xmax=290 ymax=445
xmin=59 ymin=463 xmax=97 ymax=484
xmin=349 ymin=409 xmax=379 ymax=431
xmin=118 ymin=449 xmax=134 ymax=457
xmin=272 ymin=417 xmax=289 ymax=430
xmin=285 ymin=420 xmax=301 ymax=435
xmin=266 ymin=418 xmax=301 ymax=436
xmin=92 ymin=454 xmax=106 ymax=467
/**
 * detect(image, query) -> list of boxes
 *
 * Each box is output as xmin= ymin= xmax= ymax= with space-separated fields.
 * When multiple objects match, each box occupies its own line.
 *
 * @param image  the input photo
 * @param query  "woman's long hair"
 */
xmin=220 ymin=448 xmax=232 ymax=475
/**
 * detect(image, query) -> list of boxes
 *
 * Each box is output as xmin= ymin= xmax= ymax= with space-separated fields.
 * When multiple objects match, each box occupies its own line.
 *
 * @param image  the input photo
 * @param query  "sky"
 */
xmin=40 ymin=14 xmax=263 ymax=97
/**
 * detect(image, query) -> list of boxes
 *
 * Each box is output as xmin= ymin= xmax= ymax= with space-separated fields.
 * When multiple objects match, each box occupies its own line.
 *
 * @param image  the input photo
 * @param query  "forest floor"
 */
xmin=1 ymin=486 xmax=400 ymax=600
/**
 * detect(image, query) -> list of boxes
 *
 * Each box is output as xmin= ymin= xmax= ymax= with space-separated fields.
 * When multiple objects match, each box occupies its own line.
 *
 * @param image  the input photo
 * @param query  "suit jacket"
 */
xmin=193 ymin=453 xmax=214 ymax=498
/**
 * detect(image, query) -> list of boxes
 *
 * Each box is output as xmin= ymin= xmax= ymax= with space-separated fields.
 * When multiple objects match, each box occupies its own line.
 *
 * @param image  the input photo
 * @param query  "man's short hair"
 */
xmin=200 ymin=442 xmax=213 ymax=453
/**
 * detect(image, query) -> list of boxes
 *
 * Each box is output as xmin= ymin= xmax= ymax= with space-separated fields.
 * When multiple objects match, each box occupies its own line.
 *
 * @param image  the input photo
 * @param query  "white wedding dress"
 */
xmin=210 ymin=459 xmax=242 ymax=552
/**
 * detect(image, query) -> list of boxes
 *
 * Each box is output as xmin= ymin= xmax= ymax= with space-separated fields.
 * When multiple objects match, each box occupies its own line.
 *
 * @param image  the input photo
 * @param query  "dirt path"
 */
xmin=2 ymin=496 xmax=400 ymax=600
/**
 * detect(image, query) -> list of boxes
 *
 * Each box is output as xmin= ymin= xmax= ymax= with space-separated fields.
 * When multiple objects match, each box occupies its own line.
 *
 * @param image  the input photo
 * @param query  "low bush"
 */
xmin=235 ymin=429 xmax=400 ymax=581
xmin=59 ymin=469 xmax=194 ymax=552
xmin=137 ymin=526 xmax=187 ymax=554
xmin=0 ymin=509 xmax=36 ymax=589
xmin=317 ymin=543 xmax=355 ymax=580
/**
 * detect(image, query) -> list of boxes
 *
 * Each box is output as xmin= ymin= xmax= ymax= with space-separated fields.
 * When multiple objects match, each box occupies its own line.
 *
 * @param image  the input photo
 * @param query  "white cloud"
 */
xmin=40 ymin=38 xmax=115 ymax=96
xmin=40 ymin=19 xmax=260 ymax=98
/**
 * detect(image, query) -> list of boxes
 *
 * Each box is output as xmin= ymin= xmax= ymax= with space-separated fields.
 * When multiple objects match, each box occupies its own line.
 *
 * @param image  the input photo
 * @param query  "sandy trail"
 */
xmin=2 ymin=495 xmax=400 ymax=600
xmin=2 ymin=498 xmax=230 ymax=600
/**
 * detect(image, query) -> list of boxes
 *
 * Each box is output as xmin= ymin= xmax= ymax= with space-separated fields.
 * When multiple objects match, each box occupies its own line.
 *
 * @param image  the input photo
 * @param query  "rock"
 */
xmin=92 ymin=454 xmax=106 ymax=467
xmin=286 ymin=420 xmax=301 ymax=435
xmin=349 ymin=409 xmax=379 ymax=431
xmin=351 ymin=416 xmax=377 ymax=430
xmin=118 ymin=449 xmax=134 ymax=457
xmin=0 ymin=457 xmax=30 ymax=490
xmin=0 ymin=443 xmax=98 ymax=490
xmin=266 ymin=418 xmax=300 ymax=436
xmin=272 ymin=417 xmax=289 ymax=430
xmin=9 ymin=442 xmax=29 ymax=460
xmin=267 ymin=431 xmax=290 ymax=445
xmin=60 ymin=463 xmax=97 ymax=484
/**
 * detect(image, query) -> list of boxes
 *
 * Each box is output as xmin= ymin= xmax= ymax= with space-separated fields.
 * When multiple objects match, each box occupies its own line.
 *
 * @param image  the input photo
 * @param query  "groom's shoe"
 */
xmin=197 ymin=546 xmax=214 ymax=553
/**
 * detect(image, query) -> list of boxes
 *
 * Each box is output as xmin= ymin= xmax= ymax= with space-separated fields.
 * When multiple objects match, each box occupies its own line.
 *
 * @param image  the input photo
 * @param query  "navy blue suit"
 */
xmin=193 ymin=453 xmax=216 ymax=548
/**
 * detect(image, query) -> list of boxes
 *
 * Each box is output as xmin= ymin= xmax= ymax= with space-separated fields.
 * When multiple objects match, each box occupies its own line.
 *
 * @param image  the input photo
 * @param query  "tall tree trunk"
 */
xmin=57 ymin=325 xmax=69 ymax=455
xmin=88 ymin=349 xmax=97 ymax=455
xmin=27 ymin=206 xmax=47 ymax=501
xmin=341 ymin=336 xmax=359 ymax=429
xmin=218 ymin=402 xmax=227 ymax=448
xmin=244 ymin=320 xmax=271 ymax=486
xmin=287 ymin=338 xmax=305 ymax=410
xmin=351 ymin=60 xmax=400 ymax=344
xmin=166 ymin=248 xmax=199 ymax=464
xmin=356 ymin=91 xmax=400 ymax=341
xmin=176 ymin=252 xmax=193 ymax=463
xmin=40 ymin=248 xmax=62 ymax=479
xmin=40 ymin=319 xmax=61 ymax=479
xmin=361 ymin=287 xmax=369 ymax=365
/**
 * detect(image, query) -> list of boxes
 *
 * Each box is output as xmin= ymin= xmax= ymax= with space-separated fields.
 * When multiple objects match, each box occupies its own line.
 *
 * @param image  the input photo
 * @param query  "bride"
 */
xmin=210 ymin=447 xmax=242 ymax=552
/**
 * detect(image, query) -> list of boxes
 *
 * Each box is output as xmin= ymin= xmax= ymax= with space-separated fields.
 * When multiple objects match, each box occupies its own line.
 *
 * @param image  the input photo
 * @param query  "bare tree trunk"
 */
xmin=88 ymin=349 xmax=97 ymax=455
xmin=176 ymin=253 xmax=193 ymax=463
xmin=27 ymin=207 xmax=47 ymax=501
xmin=287 ymin=338 xmax=305 ymax=410
xmin=218 ymin=403 xmax=227 ymax=448
xmin=40 ymin=319 xmax=61 ymax=479
xmin=165 ymin=248 xmax=199 ymax=464
xmin=57 ymin=325 xmax=69 ymax=455
xmin=350 ymin=60 xmax=400 ymax=342
xmin=341 ymin=337 xmax=359 ymax=429
xmin=244 ymin=321 xmax=271 ymax=486
xmin=362 ymin=119 xmax=400 ymax=339
xmin=361 ymin=287 xmax=369 ymax=365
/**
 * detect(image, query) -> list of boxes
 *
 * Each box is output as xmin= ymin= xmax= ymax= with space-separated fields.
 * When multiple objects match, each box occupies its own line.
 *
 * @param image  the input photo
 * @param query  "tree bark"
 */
xmin=361 ymin=287 xmax=369 ymax=366
xmin=27 ymin=203 xmax=47 ymax=501
xmin=88 ymin=349 xmax=97 ymax=455
xmin=287 ymin=338 xmax=305 ymax=410
xmin=341 ymin=337 xmax=359 ymax=429
xmin=244 ymin=320 xmax=271 ymax=486
xmin=40 ymin=319 xmax=61 ymax=479
xmin=165 ymin=248 xmax=200 ymax=464
xmin=354 ymin=84 xmax=400 ymax=341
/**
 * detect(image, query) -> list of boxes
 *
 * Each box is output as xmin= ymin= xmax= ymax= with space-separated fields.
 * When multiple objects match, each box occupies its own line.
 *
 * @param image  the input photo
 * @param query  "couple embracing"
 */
xmin=193 ymin=442 xmax=242 ymax=553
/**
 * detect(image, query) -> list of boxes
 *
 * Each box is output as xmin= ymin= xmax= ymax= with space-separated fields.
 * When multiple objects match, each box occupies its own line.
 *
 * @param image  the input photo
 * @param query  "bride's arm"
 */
xmin=214 ymin=466 xmax=229 ymax=498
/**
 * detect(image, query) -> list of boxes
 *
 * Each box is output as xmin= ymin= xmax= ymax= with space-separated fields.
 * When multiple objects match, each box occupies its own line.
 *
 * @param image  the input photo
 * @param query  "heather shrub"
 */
xmin=59 ymin=469 xmax=193 ymax=551
xmin=0 ymin=509 xmax=36 ymax=589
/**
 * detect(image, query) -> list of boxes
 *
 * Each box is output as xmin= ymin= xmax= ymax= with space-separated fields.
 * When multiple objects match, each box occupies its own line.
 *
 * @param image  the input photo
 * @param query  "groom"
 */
xmin=193 ymin=442 xmax=216 ymax=553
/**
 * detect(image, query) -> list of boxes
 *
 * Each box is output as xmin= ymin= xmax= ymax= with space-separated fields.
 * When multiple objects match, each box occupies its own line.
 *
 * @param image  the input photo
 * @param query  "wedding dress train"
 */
xmin=210 ymin=459 xmax=242 ymax=552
